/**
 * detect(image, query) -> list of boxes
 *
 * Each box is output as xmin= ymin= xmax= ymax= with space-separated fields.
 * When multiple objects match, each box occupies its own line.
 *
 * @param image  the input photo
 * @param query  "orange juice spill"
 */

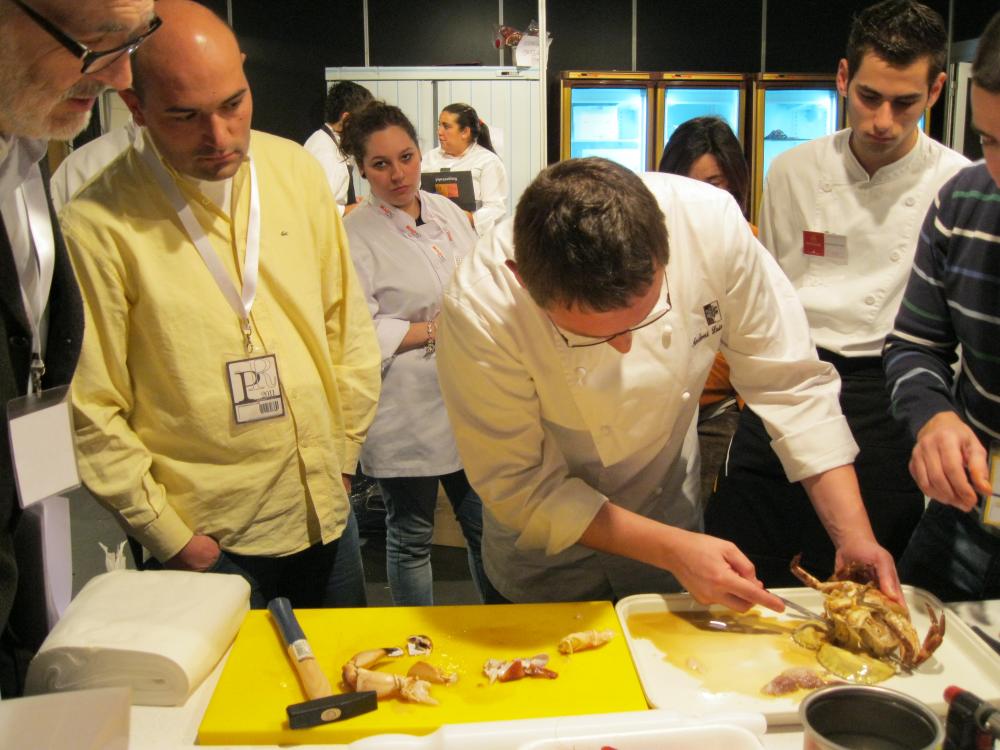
xmin=627 ymin=609 xmax=820 ymax=698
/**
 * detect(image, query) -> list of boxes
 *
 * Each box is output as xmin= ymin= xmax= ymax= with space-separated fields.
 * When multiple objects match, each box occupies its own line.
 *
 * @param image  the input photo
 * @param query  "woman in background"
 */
xmin=341 ymin=102 xmax=493 ymax=606
xmin=659 ymin=116 xmax=751 ymax=502
xmin=422 ymin=102 xmax=509 ymax=236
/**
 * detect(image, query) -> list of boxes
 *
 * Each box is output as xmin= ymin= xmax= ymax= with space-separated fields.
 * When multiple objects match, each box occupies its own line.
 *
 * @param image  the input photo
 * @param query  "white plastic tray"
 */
xmin=616 ymin=586 xmax=1000 ymax=726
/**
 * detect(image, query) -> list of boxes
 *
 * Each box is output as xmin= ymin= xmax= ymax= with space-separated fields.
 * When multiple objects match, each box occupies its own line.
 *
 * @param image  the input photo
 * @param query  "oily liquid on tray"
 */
xmin=627 ymin=609 xmax=818 ymax=697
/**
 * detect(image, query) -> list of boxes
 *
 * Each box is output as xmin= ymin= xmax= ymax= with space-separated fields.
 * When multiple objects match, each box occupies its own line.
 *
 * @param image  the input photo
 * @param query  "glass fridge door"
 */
xmin=568 ymin=87 xmax=648 ymax=173
xmin=663 ymin=87 xmax=742 ymax=144
xmin=761 ymin=87 xmax=839 ymax=180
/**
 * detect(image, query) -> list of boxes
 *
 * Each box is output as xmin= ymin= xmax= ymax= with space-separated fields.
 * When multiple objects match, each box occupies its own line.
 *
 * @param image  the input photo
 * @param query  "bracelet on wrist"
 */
xmin=424 ymin=321 xmax=437 ymax=356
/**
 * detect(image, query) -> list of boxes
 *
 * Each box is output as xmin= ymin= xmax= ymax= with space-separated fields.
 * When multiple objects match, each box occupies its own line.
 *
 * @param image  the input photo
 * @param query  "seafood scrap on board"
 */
xmin=342 ymin=645 xmax=457 ymax=705
xmin=558 ymin=629 xmax=615 ymax=654
xmin=483 ymin=654 xmax=558 ymax=683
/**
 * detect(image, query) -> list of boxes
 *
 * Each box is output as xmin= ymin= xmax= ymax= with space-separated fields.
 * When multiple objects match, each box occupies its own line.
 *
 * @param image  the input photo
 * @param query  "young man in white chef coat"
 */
xmin=437 ymin=157 xmax=898 ymax=607
xmin=705 ymin=0 xmax=968 ymax=585
xmin=303 ymin=81 xmax=372 ymax=217
xmin=61 ymin=0 xmax=380 ymax=609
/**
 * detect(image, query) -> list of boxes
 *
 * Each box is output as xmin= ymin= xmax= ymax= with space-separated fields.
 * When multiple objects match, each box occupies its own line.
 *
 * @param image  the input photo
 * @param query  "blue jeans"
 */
xmin=898 ymin=501 xmax=1000 ymax=602
xmin=378 ymin=470 xmax=495 ymax=606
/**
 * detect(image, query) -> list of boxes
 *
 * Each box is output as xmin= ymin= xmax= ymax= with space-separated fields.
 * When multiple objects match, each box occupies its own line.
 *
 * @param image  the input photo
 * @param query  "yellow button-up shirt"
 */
xmin=61 ymin=130 xmax=380 ymax=561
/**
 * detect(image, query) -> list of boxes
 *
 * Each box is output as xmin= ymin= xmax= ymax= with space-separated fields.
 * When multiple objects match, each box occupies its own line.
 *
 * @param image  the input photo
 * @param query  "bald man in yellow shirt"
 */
xmin=60 ymin=0 xmax=380 ymax=608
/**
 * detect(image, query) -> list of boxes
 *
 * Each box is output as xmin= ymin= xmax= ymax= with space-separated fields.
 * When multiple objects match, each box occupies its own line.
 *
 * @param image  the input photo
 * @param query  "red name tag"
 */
xmin=803 ymin=230 xmax=825 ymax=257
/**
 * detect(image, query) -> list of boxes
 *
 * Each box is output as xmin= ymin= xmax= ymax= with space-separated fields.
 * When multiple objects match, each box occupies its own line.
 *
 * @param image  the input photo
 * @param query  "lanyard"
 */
xmin=18 ymin=166 xmax=56 ymax=394
xmin=141 ymin=143 xmax=260 ymax=355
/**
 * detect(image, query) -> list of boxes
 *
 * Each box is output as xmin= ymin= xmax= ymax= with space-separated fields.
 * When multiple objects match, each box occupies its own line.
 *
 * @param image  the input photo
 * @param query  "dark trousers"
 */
xmin=143 ymin=537 xmax=343 ymax=610
xmin=899 ymin=501 xmax=1000 ymax=602
xmin=705 ymin=352 xmax=924 ymax=586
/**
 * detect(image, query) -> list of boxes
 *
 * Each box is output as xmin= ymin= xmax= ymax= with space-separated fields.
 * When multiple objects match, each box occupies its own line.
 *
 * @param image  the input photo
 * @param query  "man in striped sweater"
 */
xmin=883 ymin=10 xmax=1000 ymax=601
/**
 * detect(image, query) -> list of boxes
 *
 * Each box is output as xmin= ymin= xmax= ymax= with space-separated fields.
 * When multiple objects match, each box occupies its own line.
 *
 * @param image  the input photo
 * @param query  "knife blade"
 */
xmin=774 ymin=594 xmax=825 ymax=622
xmin=972 ymin=624 xmax=1000 ymax=657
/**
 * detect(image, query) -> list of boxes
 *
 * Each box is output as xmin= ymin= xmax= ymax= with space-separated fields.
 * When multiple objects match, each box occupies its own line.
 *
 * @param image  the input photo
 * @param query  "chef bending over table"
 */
xmin=437 ymin=157 xmax=899 ymax=609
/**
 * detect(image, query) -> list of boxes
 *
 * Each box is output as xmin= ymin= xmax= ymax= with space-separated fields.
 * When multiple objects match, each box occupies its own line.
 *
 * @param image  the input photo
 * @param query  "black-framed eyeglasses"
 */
xmin=550 ymin=275 xmax=672 ymax=348
xmin=11 ymin=0 xmax=162 ymax=75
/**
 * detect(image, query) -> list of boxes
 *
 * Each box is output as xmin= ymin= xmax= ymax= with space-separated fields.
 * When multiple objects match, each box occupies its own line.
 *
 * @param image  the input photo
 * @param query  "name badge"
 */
xmin=802 ymin=230 xmax=848 ymax=265
xmin=226 ymin=354 xmax=285 ymax=424
xmin=7 ymin=385 xmax=81 ymax=508
xmin=983 ymin=441 xmax=1000 ymax=528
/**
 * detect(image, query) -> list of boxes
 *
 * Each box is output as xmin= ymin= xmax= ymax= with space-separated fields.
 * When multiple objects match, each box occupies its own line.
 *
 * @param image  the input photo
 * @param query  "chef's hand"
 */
xmin=833 ymin=535 xmax=903 ymax=607
xmin=165 ymin=534 xmax=221 ymax=572
xmin=910 ymin=411 xmax=990 ymax=512
xmin=664 ymin=530 xmax=785 ymax=613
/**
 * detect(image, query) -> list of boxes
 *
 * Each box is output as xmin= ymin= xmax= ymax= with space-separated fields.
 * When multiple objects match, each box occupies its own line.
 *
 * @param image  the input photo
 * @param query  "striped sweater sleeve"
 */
xmin=883 ymin=180 xmax=961 ymax=438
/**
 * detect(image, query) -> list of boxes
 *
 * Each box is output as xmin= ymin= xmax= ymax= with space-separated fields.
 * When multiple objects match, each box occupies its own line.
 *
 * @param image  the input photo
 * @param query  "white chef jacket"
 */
xmin=759 ymin=129 xmax=968 ymax=357
xmin=421 ymin=143 xmax=508 ymax=237
xmin=438 ymin=173 xmax=856 ymax=602
xmin=303 ymin=126 xmax=353 ymax=217
xmin=50 ymin=119 xmax=140 ymax=212
xmin=345 ymin=189 xmax=478 ymax=477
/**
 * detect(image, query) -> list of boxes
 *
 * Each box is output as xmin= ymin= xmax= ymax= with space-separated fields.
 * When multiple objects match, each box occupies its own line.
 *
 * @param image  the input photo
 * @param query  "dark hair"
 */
xmin=658 ymin=116 xmax=749 ymax=216
xmin=973 ymin=11 xmax=1000 ymax=93
xmin=324 ymin=81 xmax=373 ymax=125
xmin=339 ymin=101 xmax=419 ymax=168
xmin=845 ymin=0 xmax=946 ymax=86
xmin=441 ymin=102 xmax=496 ymax=154
xmin=513 ymin=158 xmax=668 ymax=311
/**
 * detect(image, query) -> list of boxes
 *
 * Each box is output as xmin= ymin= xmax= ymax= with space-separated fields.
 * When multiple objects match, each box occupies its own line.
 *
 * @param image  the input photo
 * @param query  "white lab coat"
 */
xmin=345 ymin=189 xmax=478 ymax=477
xmin=50 ymin=120 xmax=140 ymax=212
xmin=422 ymin=143 xmax=508 ymax=236
xmin=438 ymin=173 xmax=856 ymax=602
xmin=760 ymin=129 xmax=968 ymax=357
xmin=303 ymin=126 xmax=353 ymax=217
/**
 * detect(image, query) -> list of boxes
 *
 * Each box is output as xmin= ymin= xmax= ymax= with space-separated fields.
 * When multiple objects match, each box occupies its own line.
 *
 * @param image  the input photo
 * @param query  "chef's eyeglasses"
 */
xmin=551 ymin=275 xmax=672 ymax=348
xmin=11 ymin=0 xmax=162 ymax=74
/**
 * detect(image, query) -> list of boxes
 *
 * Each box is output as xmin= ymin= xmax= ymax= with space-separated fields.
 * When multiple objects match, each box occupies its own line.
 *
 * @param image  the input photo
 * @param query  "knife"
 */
xmin=972 ymin=625 xmax=1000 ymax=657
xmin=774 ymin=594 xmax=825 ymax=622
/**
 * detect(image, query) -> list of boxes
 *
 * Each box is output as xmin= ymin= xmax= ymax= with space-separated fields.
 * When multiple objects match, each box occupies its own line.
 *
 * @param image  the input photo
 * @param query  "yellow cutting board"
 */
xmin=198 ymin=601 xmax=647 ymax=745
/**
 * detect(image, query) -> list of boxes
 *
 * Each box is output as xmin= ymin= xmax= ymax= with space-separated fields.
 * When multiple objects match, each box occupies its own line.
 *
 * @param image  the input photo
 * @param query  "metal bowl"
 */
xmin=799 ymin=684 xmax=943 ymax=750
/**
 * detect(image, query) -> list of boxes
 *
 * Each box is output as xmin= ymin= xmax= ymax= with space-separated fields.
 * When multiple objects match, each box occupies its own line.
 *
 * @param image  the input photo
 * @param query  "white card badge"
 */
xmin=983 ymin=441 xmax=1000 ymax=527
xmin=7 ymin=385 xmax=80 ymax=508
xmin=802 ymin=230 xmax=848 ymax=265
xmin=226 ymin=354 xmax=285 ymax=424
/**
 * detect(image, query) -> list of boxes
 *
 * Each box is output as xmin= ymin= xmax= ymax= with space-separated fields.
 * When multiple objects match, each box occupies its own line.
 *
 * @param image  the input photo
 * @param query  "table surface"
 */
xmin=129 ymin=599 xmax=1000 ymax=750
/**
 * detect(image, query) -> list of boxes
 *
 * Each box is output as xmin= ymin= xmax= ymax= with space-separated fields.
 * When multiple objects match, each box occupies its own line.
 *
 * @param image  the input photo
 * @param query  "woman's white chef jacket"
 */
xmin=759 ymin=128 xmax=969 ymax=357
xmin=345 ymin=189 xmax=478 ymax=478
xmin=437 ymin=173 xmax=857 ymax=602
xmin=421 ymin=143 xmax=508 ymax=236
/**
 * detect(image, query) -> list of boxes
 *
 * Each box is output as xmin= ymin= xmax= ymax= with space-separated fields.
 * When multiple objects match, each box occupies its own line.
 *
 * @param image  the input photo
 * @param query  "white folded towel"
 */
xmin=25 ymin=569 xmax=249 ymax=706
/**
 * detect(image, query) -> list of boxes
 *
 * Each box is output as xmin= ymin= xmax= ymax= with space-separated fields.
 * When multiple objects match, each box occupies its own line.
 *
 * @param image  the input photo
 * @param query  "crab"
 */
xmin=789 ymin=555 xmax=945 ymax=670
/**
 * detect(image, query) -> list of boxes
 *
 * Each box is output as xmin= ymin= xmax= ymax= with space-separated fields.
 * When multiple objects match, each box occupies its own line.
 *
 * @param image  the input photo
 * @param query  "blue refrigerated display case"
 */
xmin=566 ymin=86 xmax=649 ymax=173
xmin=662 ymin=86 xmax=742 ymax=144
xmin=750 ymin=74 xmax=844 ymax=221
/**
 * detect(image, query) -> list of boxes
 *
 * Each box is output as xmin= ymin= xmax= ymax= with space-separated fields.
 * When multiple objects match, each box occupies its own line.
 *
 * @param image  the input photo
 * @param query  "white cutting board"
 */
xmin=616 ymin=586 xmax=1000 ymax=726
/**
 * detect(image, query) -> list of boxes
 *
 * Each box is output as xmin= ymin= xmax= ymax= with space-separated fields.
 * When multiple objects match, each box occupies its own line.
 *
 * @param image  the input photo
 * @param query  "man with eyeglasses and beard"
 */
xmin=437 ymin=157 xmax=898 ymax=609
xmin=0 ymin=0 xmax=158 ymax=695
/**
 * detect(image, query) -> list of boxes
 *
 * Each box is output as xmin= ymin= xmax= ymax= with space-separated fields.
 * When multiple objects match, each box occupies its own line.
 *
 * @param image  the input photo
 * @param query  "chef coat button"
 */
xmin=905 ymin=196 xmax=916 ymax=207
xmin=681 ymin=391 xmax=691 ymax=401
xmin=821 ymin=182 xmax=832 ymax=192
xmin=864 ymin=295 xmax=876 ymax=305
xmin=890 ymin=251 xmax=901 ymax=262
xmin=575 ymin=367 xmax=586 ymax=380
